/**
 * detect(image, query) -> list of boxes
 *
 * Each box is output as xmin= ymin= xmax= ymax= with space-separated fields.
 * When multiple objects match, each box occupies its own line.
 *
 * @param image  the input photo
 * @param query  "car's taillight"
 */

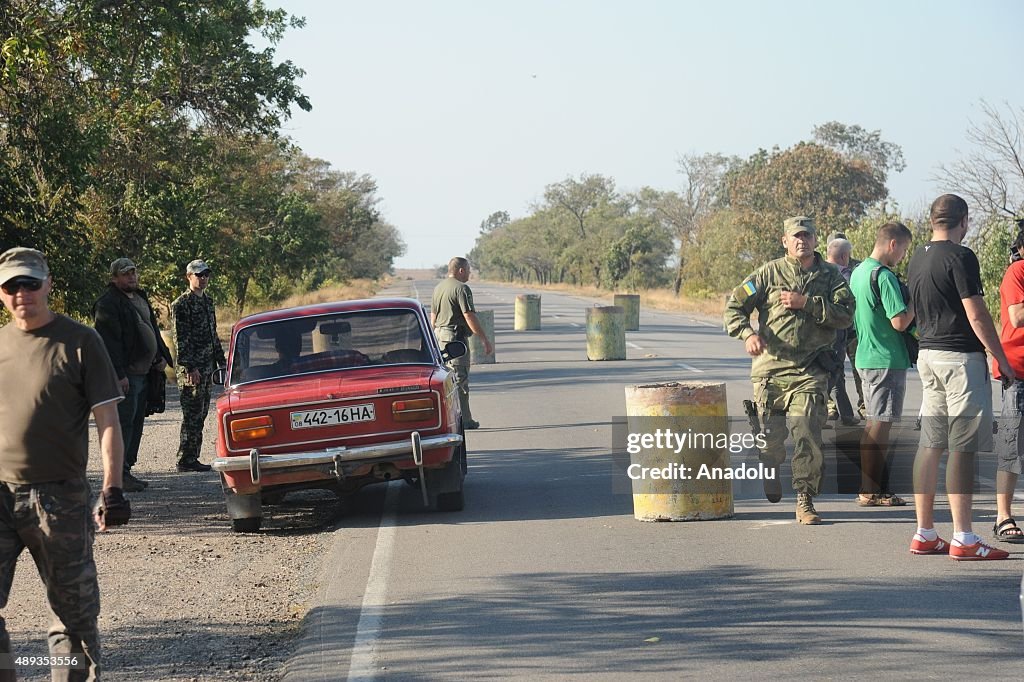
xmin=230 ymin=415 xmax=275 ymax=441
xmin=391 ymin=398 xmax=435 ymax=422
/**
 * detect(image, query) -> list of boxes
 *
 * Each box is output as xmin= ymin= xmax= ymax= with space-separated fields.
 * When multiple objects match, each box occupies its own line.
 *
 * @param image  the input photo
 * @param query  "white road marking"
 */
xmin=569 ymin=322 xmax=581 ymax=328
xmin=627 ymin=342 xmax=642 ymax=350
xmin=689 ymin=318 xmax=716 ymax=327
xmin=347 ymin=483 xmax=400 ymax=680
xmin=676 ymin=362 xmax=705 ymax=373
xmin=748 ymin=520 xmax=792 ymax=529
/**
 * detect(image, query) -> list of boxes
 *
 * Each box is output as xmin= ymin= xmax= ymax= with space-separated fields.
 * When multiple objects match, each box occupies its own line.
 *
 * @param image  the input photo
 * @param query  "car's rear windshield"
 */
xmin=230 ymin=308 xmax=432 ymax=384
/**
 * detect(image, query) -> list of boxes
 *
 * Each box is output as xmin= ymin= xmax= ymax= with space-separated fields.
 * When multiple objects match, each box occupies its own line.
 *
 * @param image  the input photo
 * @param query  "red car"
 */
xmin=211 ymin=298 xmax=468 ymax=532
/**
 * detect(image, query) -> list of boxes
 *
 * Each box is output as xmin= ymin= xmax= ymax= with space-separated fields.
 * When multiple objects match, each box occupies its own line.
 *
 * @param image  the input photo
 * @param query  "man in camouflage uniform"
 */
xmin=724 ymin=217 xmax=855 ymax=524
xmin=171 ymin=259 xmax=225 ymax=472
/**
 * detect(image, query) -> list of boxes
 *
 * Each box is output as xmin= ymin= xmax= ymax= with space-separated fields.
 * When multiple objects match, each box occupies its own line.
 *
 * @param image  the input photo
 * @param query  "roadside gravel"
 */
xmin=5 ymin=383 xmax=339 ymax=681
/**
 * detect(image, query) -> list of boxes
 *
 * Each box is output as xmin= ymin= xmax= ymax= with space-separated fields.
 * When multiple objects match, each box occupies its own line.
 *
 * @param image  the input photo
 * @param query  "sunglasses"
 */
xmin=1 ymin=277 xmax=44 ymax=295
xmin=193 ymin=271 xmax=212 ymax=278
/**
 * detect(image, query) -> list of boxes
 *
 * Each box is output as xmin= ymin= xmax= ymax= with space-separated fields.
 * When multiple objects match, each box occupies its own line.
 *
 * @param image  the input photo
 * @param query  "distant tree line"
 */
xmin=471 ymin=108 xmax=1024 ymax=320
xmin=0 ymin=1 xmax=404 ymax=318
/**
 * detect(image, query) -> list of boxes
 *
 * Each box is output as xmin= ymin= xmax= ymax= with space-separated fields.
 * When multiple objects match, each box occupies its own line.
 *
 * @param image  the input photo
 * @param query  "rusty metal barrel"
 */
xmin=514 ymin=294 xmax=541 ymax=331
xmin=469 ymin=309 xmax=495 ymax=364
xmin=612 ymin=294 xmax=640 ymax=331
xmin=586 ymin=306 xmax=625 ymax=360
xmin=624 ymin=381 xmax=735 ymax=521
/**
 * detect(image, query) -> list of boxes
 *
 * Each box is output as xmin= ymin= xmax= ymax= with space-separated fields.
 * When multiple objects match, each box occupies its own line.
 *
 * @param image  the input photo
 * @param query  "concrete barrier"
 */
xmin=624 ymin=381 xmax=735 ymax=521
xmin=612 ymin=294 xmax=640 ymax=331
xmin=469 ymin=309 xmax=495 ymax=364
xmin=514 ymin=294 xmax=541 ymax=331
xmin=586 ymin=306 xmax=625 ymax=360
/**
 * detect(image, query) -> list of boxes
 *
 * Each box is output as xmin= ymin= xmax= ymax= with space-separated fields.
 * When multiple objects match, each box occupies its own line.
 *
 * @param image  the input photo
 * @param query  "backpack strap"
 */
xmin=869 ymin=265 xmax=890 ymax=311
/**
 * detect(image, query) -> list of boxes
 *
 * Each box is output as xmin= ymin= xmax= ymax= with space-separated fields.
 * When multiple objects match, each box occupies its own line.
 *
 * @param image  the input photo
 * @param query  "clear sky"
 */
xmin=268 ymin=0 xmax=1023 ymax=269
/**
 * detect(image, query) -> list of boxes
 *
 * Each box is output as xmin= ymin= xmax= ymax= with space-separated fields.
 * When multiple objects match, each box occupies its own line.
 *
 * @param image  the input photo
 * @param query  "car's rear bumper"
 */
xmin=211 ymin=432 xmax=463 ymax=483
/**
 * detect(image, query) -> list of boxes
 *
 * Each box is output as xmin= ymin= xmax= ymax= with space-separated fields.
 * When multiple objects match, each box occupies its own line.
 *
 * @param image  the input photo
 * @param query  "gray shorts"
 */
xmin=917 ymin=349 xmax=993 ymax=453
xmin=998 ymin=381 xmax=1024 ymax=474
xmin=860 ymin=368 xmax=907 ymax=422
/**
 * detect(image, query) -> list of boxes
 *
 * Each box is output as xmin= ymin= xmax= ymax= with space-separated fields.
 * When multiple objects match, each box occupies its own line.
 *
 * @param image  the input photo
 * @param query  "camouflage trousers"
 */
xmin=434 ymin=328 xmax=473 ymax=423
xmin=176 ymin=368 xmax=213 ymax=464
xmin=753 ymin=367 xmax=828 ymax=496
xmin=0 ymin=478 xmax=100 ymax=682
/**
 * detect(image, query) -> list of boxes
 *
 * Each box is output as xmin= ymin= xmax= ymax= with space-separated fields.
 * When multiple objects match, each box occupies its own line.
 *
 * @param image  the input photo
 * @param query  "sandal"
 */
xmin=876 ymin=493 xmax=907 ymax=507
xmin=993 ymin=517 xmax=1024 ymax=544
xmin=857 ymin=494 xmax=880 ymax=507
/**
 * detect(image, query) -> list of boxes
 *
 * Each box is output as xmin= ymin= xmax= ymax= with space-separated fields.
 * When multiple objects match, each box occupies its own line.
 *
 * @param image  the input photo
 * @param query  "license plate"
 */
xmin=290 ymin=404 xmax=376 ymax=429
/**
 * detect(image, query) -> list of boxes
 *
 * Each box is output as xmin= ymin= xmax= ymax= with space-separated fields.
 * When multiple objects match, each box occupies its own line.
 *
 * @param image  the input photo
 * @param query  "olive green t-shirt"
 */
xmin=431 ymin=277 xmax=475 ymax=337
xmin=127 ymin=293 xmax=159 ymax=375
xmin=0 ymin=314 xmax=122 ymax=483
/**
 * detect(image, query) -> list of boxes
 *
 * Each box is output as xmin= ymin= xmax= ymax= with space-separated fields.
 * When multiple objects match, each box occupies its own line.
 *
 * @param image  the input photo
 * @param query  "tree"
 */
xmin=935 ymin=100 xmax=1024 ymax=221
xmin=479 ymin=210 xmax=510 ymax=234
xmin=813 ymin=121 xmax=906 ymax=185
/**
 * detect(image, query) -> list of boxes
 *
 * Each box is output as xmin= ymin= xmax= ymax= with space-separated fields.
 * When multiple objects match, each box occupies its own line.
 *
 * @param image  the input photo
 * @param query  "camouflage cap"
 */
xmin=186 ymin=259 xmax=211 ymax=275
xmin=110 ymin=257 xmax=137 ymax=276
xmin=0 ymin=247 xmax=49 ymax=285
xmin=784 ymin=216 xmax=816 ymax=236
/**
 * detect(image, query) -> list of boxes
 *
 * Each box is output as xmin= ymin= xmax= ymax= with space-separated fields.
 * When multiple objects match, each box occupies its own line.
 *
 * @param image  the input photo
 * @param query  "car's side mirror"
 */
xmin=213 ymin=366 xmax=227 ymax=386
xmin=441 ymin=341 xmax=467 ymax=362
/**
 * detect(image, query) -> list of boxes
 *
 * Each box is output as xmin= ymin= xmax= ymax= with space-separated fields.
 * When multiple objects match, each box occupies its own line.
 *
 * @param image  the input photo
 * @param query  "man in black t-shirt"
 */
xmin=906 ymin=194 xmax=1014 ymax=561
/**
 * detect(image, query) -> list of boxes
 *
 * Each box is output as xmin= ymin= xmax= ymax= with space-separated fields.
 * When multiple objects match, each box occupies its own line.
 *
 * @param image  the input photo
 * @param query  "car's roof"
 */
xmin=234 ymin=297 xmax=424 ymax=329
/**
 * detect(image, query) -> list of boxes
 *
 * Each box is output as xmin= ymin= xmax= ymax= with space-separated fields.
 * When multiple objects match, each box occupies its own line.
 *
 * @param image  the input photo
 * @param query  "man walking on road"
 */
xmin=171 ymin=259 xmax=225 ymax=472
xmin=849 ymin=222 xmax=914 ymax=507
xmin=431 ymin=257 xmax=493 ymax=430
xmin=724 ymin=217 xmax=855 ymax=524
xmin=907 ymin=194 xmax=1012 ymax=560
xmin=0 ymin=247 xmax=131 ymax=681
xmin=94 ymin=258 xmax=173 ymax=492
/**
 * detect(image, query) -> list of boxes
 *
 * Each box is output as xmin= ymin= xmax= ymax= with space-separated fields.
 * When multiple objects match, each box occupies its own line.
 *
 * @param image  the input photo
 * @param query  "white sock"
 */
xmin=953 ymin=531 xmax=980 ymax=546
xmin=915 ymin=527 xmax=938 ymax=541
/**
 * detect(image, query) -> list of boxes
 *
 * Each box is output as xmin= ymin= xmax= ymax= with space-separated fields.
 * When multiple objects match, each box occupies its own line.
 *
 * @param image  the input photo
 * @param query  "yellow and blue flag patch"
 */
xmin=742 ymin=281 xmax=757 ymax=296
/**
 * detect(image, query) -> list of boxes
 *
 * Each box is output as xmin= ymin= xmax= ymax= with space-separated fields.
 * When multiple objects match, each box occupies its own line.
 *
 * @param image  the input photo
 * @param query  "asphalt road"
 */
xmin=284 ymin=279 xmax=1024 ymax=680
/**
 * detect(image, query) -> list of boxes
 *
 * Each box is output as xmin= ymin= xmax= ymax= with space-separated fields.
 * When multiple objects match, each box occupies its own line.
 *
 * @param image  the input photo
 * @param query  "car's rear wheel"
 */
xmin=232 ymin=517 xmax=262 ymax=533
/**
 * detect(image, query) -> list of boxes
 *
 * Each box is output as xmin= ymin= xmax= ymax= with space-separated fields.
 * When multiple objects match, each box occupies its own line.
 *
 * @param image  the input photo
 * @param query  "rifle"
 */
xmin=743 ymin=399 xmax=763 ymax=455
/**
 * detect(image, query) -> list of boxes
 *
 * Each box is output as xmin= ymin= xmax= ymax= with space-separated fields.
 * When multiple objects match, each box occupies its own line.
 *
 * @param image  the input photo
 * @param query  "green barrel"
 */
xmin=586 ymin=306 xmax=625 ymax=360
xmin=613 ymin=294 xmax=640 ymax=331
xmin=469 ymin=309 xmax=495 ymax=364
xmin=514 ymin=294 xmax=541 ymax=331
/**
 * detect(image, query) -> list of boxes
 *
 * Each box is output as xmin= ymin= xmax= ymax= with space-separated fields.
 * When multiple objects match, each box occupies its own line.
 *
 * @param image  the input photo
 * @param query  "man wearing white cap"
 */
xmin=171 ymin=259 xmax=226 ymax=472
xmin=0 ymin=247 xmax=131 ymax=679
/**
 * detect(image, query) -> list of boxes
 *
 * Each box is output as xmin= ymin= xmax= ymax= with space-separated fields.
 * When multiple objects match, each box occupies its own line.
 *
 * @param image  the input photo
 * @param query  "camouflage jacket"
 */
xmin=723 ymin=253 xmax=854 ymax=377
xmin=171 ymin=290 xmax=226 ymax=373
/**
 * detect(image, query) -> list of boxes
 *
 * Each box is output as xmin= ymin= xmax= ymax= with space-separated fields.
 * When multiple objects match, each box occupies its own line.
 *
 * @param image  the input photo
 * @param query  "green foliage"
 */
xmin=971 ymin=217 xmax=1017 ymax=321
xmin=0 ymin=1 xmax=400 ymax=317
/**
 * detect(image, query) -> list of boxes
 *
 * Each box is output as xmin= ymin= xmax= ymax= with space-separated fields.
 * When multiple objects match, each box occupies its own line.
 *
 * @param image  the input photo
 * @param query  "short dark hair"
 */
xmin=875 ymin=222 xmax=913 ymax=248
xmin=448 ymin=257 xmax=469 ymax=274
xmin=929 ymin=194 xmax=968 ymax=230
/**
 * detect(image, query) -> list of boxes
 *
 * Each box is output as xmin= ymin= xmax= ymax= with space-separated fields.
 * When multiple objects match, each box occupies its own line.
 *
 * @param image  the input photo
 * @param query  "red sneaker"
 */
xmin=909 ymin=534 xmax=950 ymax=555
xmin=949 ymin=540 xmax=1010 ymax=561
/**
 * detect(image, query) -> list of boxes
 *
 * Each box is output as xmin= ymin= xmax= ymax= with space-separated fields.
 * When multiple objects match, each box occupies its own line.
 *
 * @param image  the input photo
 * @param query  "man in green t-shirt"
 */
xmin=431 ymin=257 xmax=493 ymax=429
xmin=849 ymin=222 xmax=915 ymax=507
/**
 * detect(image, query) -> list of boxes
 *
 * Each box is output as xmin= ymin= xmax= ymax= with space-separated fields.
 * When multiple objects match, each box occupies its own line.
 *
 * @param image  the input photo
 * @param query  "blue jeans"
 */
xmin=117 ymin=373 xmax=148 ymax=474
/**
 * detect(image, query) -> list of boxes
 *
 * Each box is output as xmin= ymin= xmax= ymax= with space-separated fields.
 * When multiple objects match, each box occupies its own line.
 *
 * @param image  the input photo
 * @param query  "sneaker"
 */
xmin=761 ymin=461 xmax=782 ymax=503
xmin=464 ymin=419 xmax=480 ymax=430
xmin=913 ymin=417 xmax=922 ymax=431
xmin=795 ymin=493 xmax=821 ymax=525
xmin=123 ymin=472 xmax=148 ymax=493
xmin=949 ymin=539 xmax=1010 ymax=561
xmin=177 ymin=459 xmax=212 ymax=472
xmin=840 ymin=415 xmax=861 ymax=427
xmin=827 ymin=411 xmax=839 ymax=421
xmin=909 ymin=534 xmax=949 ymax=555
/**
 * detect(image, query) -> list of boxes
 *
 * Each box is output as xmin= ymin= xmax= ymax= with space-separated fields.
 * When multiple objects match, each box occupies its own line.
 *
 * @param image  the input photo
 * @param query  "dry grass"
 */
xmin=482 ymin=279 xmax=728 ymax=320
